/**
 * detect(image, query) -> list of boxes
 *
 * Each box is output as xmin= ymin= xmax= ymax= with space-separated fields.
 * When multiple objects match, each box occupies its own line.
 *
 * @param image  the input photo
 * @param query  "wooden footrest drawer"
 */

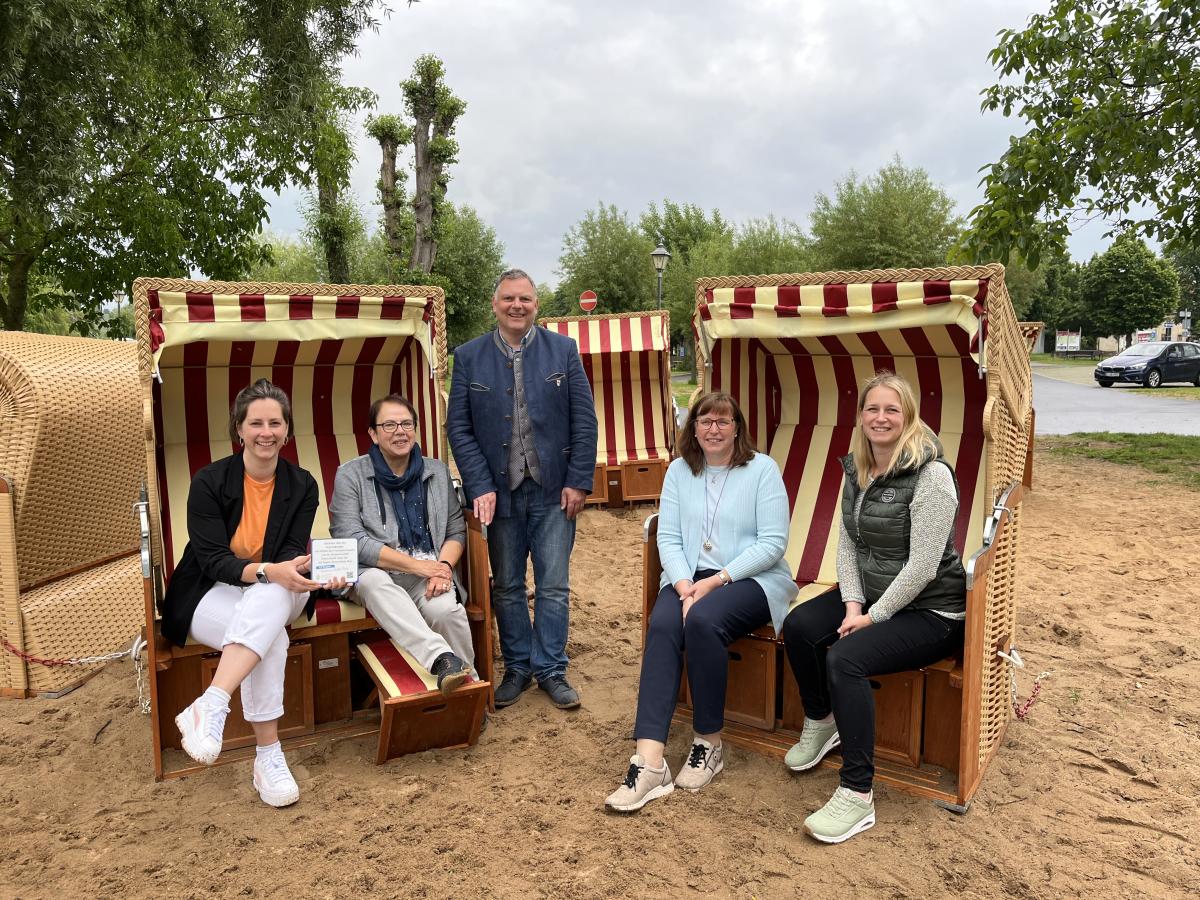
xmin=357 ymin=638 xmax=488 ymax=764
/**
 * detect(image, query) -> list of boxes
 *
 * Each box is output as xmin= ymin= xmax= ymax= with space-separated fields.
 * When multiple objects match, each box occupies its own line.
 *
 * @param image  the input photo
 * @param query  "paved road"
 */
xmin=1033 ymin=372 xmax=1200 ymax=435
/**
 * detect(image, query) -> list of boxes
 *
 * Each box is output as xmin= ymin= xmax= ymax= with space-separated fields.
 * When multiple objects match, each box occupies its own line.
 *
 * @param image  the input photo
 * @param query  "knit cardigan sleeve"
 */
xmin=723 ymin=454 xmax=790 ymax=583
xmin=657 ymin=459 xmax=693 ymax=588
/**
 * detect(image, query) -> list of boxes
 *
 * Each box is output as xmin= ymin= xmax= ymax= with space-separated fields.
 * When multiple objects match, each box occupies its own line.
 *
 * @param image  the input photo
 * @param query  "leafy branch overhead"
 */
xmin=0 ymin=0 xmax=383 ymax=333
xmin=966 ymin=0 xmax=1200 ymax=267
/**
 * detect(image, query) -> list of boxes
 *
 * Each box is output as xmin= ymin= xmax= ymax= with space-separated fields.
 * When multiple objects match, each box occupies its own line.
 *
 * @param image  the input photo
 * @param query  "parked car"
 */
xmin=1094 ymin=341 xmax=1200 ymax=388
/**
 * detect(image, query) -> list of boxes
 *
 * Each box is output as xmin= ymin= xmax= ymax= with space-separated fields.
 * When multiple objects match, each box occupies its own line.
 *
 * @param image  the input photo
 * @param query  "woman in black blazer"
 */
xmin=163 ymin=378 xmax=340 ymax=807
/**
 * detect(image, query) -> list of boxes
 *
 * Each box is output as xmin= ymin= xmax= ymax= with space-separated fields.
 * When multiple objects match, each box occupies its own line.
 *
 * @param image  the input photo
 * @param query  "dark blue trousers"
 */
xmin=634 ymin=570 xmax=771 ymax=743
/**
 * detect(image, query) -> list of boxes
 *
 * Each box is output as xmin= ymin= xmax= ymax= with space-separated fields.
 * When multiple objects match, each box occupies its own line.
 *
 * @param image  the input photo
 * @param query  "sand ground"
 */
xmin=2 ymin=448 xmax=1198 ymax=899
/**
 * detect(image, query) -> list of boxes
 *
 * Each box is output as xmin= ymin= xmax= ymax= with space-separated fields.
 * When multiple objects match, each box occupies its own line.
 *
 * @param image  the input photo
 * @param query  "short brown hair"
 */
xmin=229 ymin=379 xmax=293 ymax=443
xmin=677 ymin=391 xmax=755 ymax=475
xmin=369 ymin=393 xmax=418 ymax=430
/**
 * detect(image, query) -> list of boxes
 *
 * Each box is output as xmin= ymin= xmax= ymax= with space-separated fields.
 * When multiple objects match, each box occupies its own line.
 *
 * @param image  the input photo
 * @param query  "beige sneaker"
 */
xmin=604 ymin=755 xmax=674 ymax=812
xmin=674 ymin=737 xmax=724 ymax=791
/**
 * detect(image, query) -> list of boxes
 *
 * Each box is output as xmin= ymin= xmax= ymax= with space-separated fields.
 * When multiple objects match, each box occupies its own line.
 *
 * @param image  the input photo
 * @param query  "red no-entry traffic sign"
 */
xmin=579 ymin=290 xmax=597 ymax=312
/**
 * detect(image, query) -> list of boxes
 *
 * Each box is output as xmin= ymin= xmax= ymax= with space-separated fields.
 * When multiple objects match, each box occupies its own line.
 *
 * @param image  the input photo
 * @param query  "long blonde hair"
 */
xmin=849 ymin=372 xmax=937 ymax=489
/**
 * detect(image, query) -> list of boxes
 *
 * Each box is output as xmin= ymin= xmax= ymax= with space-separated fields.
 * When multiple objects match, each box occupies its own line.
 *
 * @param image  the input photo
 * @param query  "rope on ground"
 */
xmin=997 ymin=646 xmax=1051 ymax=721
xmin=3 ymin=635 xmax=151 ymax=715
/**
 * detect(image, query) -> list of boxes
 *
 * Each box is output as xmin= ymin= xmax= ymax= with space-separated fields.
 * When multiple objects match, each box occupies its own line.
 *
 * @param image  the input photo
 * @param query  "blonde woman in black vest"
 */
xmin=781 ymin=371 xmax=966 ymax=843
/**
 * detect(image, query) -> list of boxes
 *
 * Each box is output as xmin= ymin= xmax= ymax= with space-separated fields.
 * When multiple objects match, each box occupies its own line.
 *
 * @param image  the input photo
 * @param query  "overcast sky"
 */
xmin=266 ymin=0 xmax=1111 ymax=286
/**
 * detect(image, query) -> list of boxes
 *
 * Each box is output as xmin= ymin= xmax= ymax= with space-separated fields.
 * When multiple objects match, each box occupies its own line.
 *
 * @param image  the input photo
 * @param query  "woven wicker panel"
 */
xmin=978 ymin=503 xmax=1021 ymax=762
xmin=16 ymin=554 xmax=143 ymax=693
xmin=0 ymin=333 xmax=144 ymax=589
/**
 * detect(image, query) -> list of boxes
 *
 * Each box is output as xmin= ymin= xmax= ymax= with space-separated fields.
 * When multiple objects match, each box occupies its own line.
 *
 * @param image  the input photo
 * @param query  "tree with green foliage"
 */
xmin=425 ymin=204 xmax=504 ymax=346
xmin=555 ymin=204 xmax=655 ymax=315
xmin=0 ymin=0 xmax=381 ymax=333
xmin=403 ymin=55 xmax=466 ymax=273
xmin=249 ymin=201 xmax=503 ymax=347
xmin=1025 ymin=250 xmax=1084 ymax=335
xmin=1166 ymin=241 xmax=1199 ymax=335
xmin=966 ymin=0 xmax=1200 ymax=267
xmin=810 ymin=158 xmax=962 ymax=271
xmin=365 ymin=114 xmax=414 ymax=273
xmin=311 ymin=79 xmax=376 ymax=284
xmin=1080 ymin=234 xmax=1179 ymax=341
xmin=639 ymin=200 xmax=733 ymax=343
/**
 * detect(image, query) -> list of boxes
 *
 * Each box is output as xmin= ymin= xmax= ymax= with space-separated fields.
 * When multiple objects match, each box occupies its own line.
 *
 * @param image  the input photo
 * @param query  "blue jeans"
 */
xmin=486 ymin=479 xmax=575 ymax=680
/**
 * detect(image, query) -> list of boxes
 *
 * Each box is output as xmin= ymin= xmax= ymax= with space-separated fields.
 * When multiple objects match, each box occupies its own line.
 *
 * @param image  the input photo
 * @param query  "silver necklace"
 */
xmin=702 ymin=464 xmax=732 ymax=552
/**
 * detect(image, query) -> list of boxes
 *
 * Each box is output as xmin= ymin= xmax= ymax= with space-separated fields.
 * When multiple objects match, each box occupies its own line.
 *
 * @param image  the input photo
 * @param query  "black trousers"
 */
xmin=634 ymin=570 xmax=771 ymax=743
xmin=782 ymin=588 xmax=964 ymax=792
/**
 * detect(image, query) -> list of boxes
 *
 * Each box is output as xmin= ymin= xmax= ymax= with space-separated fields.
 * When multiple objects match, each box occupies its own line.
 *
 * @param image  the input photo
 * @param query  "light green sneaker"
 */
xmin=804 ymin=787 xmax=876 ymax=843
xmin=784 ymin=717 xmax=840 ymax=771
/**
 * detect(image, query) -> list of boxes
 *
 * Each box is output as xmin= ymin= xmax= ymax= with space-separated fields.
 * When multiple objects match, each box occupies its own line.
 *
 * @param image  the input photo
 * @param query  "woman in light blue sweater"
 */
xmin=605 ymin=392 xmax=797 ymax=812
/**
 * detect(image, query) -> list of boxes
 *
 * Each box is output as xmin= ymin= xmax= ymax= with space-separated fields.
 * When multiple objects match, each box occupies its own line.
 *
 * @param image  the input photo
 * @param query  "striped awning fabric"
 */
xmin=541 ymin=312 xmax=669 ymax=353
xmin=695 ymin=280 xmax=988 ymax=361
xmin=146 ymin=287 xmax=443 ymax=572
xmin=539 ymin=312 xmax=673 ymax=467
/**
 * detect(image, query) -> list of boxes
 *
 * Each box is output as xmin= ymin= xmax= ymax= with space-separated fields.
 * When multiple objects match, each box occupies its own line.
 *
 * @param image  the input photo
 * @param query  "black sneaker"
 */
xmin=429 ymin=652 xmax=470 ymax=695
xmin=538 ymin=674 xmax=581 ymax=710
xmin=494 ymin=670 xmax=534 ymax=708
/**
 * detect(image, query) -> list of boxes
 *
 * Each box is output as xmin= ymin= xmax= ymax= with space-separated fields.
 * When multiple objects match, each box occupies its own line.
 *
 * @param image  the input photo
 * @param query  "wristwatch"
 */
xmin=256 ymin=562 xmax=270 ymax=584
xmin=718 ymin=569 xmax=731 ymax=585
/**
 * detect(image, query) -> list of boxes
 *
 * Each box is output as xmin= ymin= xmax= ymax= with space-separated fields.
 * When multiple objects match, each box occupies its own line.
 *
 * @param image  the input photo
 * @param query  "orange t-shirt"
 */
xmin=230 ymin=473 xmax=275 ymax=562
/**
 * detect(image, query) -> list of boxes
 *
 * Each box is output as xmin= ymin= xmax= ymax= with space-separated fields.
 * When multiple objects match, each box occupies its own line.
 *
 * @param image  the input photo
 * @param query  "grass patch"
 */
xmin=1042 ymin=432 xmax=1200 ymax=490
xmin=1030 ymin=352 xmax=1103 ymax=367
xmin=673 ymin=379 xmax=699 ymax=407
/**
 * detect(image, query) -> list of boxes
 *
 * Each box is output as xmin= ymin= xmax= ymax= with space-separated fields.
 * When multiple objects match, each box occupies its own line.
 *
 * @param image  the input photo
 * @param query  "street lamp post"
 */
xmin=650 ymin=242 xmax=671 ymax=309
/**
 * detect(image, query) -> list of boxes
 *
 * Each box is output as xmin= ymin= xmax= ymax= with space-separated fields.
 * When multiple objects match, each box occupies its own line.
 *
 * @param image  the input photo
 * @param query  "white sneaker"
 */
xmin=253 ymin=747 xmax=300 ymax=807
xmin=176 ymin=696 xmax=227 ymax=765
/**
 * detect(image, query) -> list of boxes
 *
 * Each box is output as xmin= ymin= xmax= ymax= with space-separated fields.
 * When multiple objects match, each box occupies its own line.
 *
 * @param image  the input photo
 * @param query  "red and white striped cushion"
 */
xmin=357 ymin=637 xmax=440 ymax=697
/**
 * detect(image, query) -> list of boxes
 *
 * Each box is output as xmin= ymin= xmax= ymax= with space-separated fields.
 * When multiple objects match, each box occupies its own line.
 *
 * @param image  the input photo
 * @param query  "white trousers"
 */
xmin=353 ymin=567 xmax=475 ymax=673
xmin=189 ymin=582 xmax=310 ymax=722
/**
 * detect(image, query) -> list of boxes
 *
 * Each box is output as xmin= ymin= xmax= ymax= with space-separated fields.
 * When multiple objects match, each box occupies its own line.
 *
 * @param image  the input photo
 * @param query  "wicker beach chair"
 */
xmin=1018 ymin=321 xmax=1045 ymax=355
xmin=134 ymin=279 xmax=491 ymax=779
xmin=0 ymin=333 xmax=144 ymax=697
xmin=539 ymin=311 xmax=676 ymax=504
xmin=641 ymin=265 xmax=1034 ymax=810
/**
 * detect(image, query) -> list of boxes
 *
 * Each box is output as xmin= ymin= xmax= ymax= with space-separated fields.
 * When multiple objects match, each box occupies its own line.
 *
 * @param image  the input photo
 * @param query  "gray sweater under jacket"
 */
xmin=329 ymin=453 xmax=468 ymax=600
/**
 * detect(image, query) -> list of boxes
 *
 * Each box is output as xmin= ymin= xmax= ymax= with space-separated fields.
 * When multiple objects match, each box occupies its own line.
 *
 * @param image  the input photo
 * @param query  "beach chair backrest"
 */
xmin=695 ymin=268 xmax=1030 ymax=592
xmin=539 ymin=311 xmax=674 ymax=466
xmin=134 ymin=280 xmax=446 ymax=580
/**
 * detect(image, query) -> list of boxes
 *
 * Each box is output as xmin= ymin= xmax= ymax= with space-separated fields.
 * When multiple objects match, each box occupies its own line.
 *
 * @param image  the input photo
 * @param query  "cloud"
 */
xmin=265 ymin=0 xmax=1108 ymax=285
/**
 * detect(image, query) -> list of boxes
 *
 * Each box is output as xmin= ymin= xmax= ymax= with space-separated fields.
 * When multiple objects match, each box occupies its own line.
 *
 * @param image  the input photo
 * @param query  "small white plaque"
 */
xmin=310 ymin=538 xmax=359 ymax=585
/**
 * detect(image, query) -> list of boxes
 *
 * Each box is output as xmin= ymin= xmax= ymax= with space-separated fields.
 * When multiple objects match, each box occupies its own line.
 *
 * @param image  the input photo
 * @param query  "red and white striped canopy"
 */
xmin=143 ymin=285 xmax=443 ymax=571
xmin=695 ymin=277 xmax=994 ymax=613
xmin=539 ymin=312 xmax=673 ymax=467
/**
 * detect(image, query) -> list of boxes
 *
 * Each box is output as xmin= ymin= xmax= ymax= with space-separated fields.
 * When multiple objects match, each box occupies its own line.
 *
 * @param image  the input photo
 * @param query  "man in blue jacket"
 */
xmin=448 ymin=269 xmax=598 ymax=710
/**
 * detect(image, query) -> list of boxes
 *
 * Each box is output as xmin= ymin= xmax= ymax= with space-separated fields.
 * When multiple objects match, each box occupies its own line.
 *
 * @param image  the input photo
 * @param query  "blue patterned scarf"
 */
xmin=369 ymin=443 xmax=434 ymax=554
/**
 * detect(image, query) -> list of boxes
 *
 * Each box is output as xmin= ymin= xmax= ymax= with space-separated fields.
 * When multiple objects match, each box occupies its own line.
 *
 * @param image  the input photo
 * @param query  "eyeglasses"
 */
xmin=695 ymin=417 xmax=734 ymax=431
xmin=374 ymin=420 xmax=416 ymax=434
